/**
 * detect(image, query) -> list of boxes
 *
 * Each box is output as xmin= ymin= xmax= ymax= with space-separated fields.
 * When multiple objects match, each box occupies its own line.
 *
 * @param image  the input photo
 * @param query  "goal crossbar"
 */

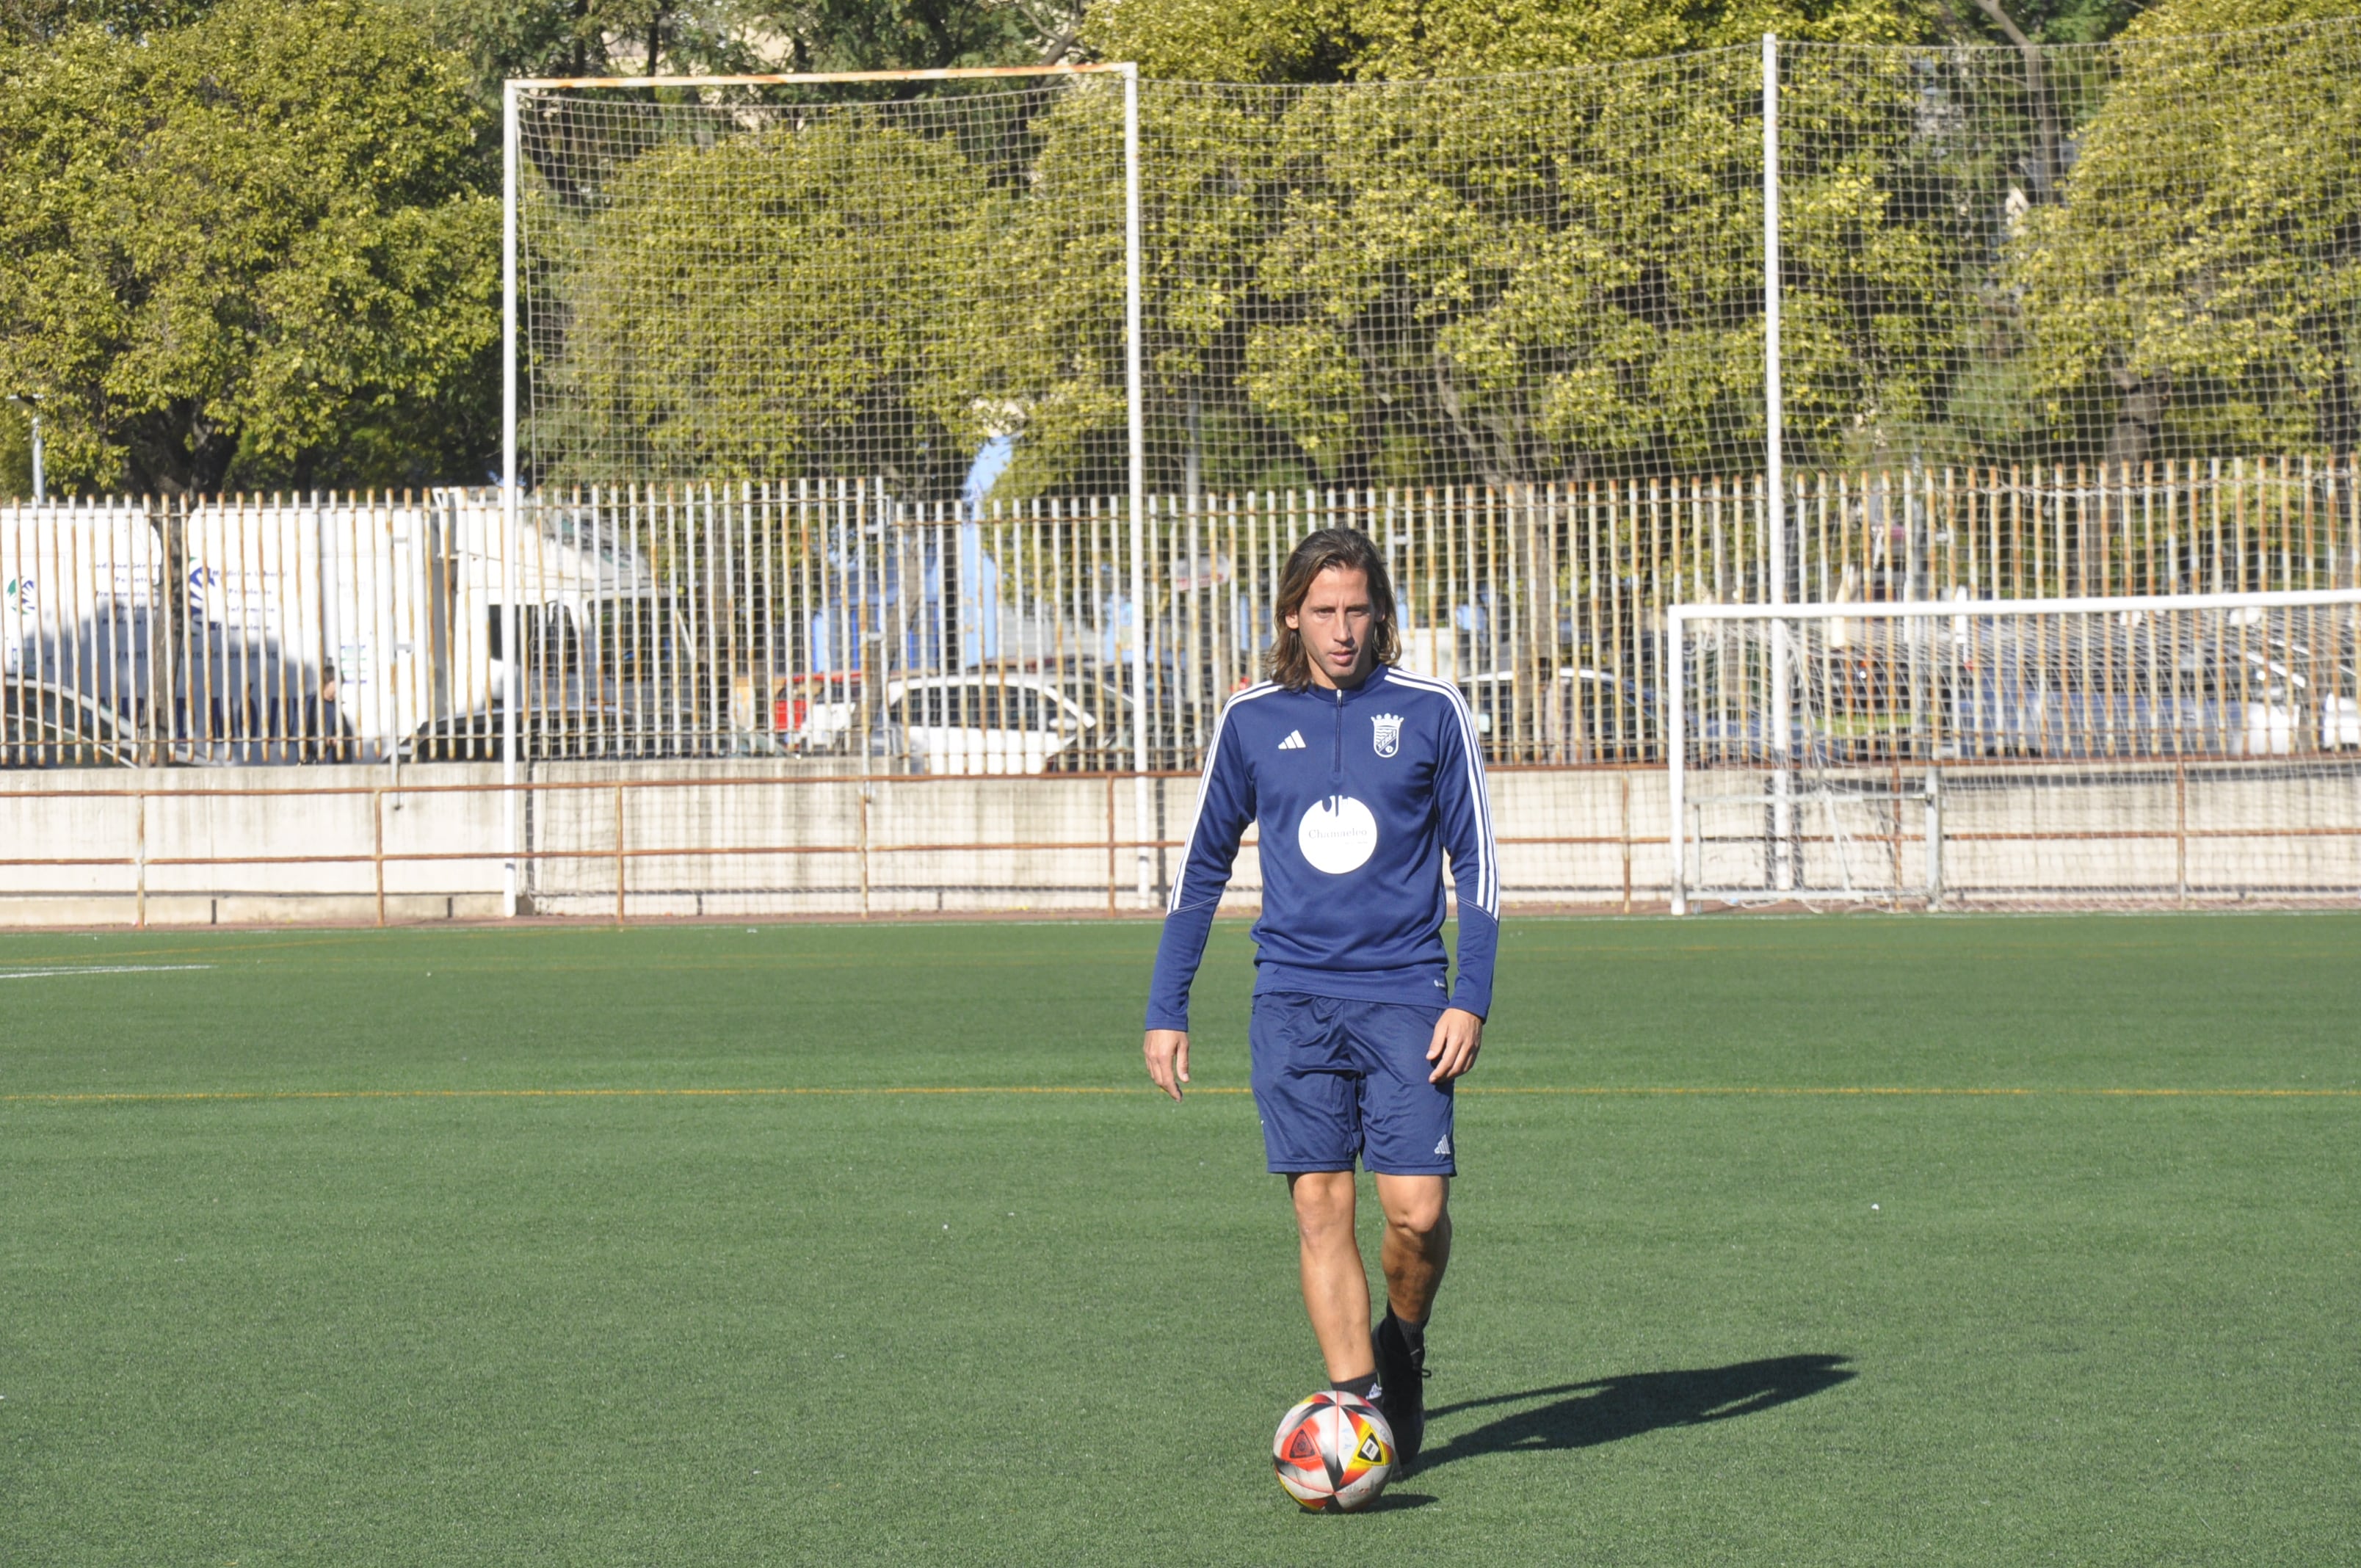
xmin=1671 ymin=588 xmax=2361 ymax=625
xmin=509 ymin=63 xmax=1132 ymax=90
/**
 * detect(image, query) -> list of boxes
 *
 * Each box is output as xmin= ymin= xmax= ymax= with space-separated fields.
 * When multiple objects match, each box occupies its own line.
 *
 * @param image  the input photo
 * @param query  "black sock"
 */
xmin=1386 ymin=1308 xmax=1427 ymax=1357
xmin=1333 ymin=1371 xmax=1380 ymax=1401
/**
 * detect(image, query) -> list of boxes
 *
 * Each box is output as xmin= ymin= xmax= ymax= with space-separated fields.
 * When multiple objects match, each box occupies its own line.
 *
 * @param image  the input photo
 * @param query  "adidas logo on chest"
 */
xmin=1277 ymin=730 xmax=1307 ymax=750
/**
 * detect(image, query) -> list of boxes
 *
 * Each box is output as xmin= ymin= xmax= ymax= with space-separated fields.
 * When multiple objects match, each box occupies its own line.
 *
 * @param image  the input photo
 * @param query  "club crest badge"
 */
xmin=1371 ymin=714 xmax=1403 ymax=758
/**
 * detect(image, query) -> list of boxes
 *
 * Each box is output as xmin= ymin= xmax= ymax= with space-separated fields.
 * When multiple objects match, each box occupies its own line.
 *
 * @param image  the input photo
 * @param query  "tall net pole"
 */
xmin=1124 ymin=62 xmax=1151 ymax=907
xmin=1763 ymin=34 xmax=1793 ymax=893
xmin=501 ymin=79 xmax=521 ymax=918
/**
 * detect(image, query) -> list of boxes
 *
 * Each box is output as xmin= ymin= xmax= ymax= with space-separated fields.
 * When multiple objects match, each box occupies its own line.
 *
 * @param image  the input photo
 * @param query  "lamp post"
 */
xmin=6 ymin=394 xmax=41 ymax=501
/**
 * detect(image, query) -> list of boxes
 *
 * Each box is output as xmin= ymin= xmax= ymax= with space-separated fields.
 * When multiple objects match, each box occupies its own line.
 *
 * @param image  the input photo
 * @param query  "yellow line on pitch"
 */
xmin=1466 ymin=1085 xmax=2361 ymax=1098
xmin=1 ymin=1086 xmax=1194 ymax=1104
xmin=4 ymin=1084 xmax=2356 ymax=1106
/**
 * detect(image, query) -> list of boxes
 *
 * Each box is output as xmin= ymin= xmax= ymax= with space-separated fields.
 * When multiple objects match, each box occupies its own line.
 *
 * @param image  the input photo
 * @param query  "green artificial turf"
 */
xmin=1 ymin=915 xmax=2356 ymax=1565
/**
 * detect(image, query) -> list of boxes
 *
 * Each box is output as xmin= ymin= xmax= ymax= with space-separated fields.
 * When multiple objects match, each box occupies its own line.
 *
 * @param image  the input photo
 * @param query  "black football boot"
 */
xmin=1371 ymin=1311 xmax=1427 ymax=1467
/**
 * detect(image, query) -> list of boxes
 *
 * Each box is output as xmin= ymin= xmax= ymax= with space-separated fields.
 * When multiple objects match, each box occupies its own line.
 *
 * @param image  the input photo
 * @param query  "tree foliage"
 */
xmin=0 ymin=0 xmax=500 ymax=494
xmin=17 ymin=0 xmax=2346 ymax=501
xmin=535 ymin=81 xmax=1125 ymax=494
xmin=526 ymin=45 xmax=2100 ymax=496
xmin=1141 ymin=67 xmax=1785 ymax=489
xmin=399 ymin=0 xmax=1083 ymax=114
xmin=2009 ymin=1 xmax=2361 ymax=465
xmin=769 ymin=0 xmax=1083 ymax=73
xmin=1081 ymin=0 xmax=1922 ymax=84
xmin=549 ymin=118 xmax=1004 ymax=488
xmin=1137 ymin=54 xmax=1998 ymax=490
xmin=0 ymin=0 xmax=213 ymax=46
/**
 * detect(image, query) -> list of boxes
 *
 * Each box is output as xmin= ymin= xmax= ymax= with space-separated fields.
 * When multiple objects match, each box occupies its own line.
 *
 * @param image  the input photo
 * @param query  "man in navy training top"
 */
xmin=1141 ymin=526 xmax=1499 ymax=1468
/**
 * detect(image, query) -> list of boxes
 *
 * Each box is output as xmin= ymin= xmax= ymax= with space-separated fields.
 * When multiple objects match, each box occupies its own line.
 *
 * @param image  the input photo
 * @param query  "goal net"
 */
xmin=511 ymin=26 xmax=2361 ymax=502
xmin=510 ymin=67 xmax=1131 ymax=497
xmin=1669 ymin=592 xmax=2361 ymax=911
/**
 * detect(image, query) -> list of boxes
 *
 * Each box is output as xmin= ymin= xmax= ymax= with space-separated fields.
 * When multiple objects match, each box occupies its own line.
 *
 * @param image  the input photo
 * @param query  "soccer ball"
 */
xmin=1272 ymin=1390 xmax=1395 ymax=1511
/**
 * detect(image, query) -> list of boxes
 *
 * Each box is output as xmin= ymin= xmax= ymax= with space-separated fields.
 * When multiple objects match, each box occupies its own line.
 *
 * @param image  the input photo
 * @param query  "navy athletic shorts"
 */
xmin=1249 ymin=992 xmax=1457 ymax=1177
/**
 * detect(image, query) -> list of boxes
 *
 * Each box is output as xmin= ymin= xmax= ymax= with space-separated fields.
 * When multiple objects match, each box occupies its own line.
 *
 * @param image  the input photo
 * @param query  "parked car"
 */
xmin=883 ymin=675 xmax=1098 ymax=775
xmin=1042 ymin=676 xmax=1208 ymax=772
xmin=15 ymin=603 xmax=352 ymax=766
xmin=800 ymin=706 xmax=915 ymax=771
xmin=402 ymin=707 xmax=548 ymax=763
xmin=769 ymin=671 xmax=871 ymax=753
xmin=1680 ymin=611 xmax=2361 ymax=763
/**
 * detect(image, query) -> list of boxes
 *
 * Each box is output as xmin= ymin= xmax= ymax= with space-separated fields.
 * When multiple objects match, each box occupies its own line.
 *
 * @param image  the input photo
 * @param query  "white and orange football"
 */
xmin=1272 ymin=1390 xmax=1396 ymax=1511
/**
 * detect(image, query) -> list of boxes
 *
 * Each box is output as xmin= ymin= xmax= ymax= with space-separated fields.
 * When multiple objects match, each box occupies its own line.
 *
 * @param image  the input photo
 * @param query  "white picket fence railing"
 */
xmin=6 ymin=460 xmax=2357 ymax=773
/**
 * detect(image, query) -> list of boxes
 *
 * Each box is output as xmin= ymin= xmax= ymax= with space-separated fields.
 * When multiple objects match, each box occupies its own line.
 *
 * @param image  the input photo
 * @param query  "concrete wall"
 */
xmin=0 ymin=763 xmax=509 ymax=926
xmin=0 ymin=758 xmax=2351 ymax=926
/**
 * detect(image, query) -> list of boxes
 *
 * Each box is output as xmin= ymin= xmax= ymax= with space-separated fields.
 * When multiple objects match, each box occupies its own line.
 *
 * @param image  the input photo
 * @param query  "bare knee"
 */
xmin=1288 ymin=1171 xmax=1357 ymax=1244
xmin=1377 ymin=1178 xmax=1449 ymax=1244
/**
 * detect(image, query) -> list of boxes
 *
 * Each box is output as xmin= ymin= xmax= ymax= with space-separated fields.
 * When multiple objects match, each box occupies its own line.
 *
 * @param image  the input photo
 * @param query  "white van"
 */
xmin=178 ymin=496 xmax=670 ymax=760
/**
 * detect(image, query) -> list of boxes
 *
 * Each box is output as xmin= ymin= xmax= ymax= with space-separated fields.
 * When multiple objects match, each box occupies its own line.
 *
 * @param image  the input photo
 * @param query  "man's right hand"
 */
xmin=1143 ymin=1028 xmax=1190 ymax=1101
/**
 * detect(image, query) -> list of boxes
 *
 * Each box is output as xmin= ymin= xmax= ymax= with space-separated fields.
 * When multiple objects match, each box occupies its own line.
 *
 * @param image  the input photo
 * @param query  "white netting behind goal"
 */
xmin=1136 ymin=55 xmax=1771 ymax=496
xmin=514 ymin=72 xmax=1130 ymax=498
xmin=1777 ymin=28 xmax=2361 ymax=482
xmin=1670 ymin=594 xmax=2361 ymax=910
xmin=515 ymin=25 xmax=2361 ymax=504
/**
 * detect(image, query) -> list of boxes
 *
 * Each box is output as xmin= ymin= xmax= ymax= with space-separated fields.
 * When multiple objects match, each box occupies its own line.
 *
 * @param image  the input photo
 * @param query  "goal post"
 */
xmin=1668 ymin=590 xmax=2361 ymax=913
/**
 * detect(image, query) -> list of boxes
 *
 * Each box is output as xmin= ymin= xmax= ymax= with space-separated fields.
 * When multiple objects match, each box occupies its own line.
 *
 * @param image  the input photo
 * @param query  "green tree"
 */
xmin=1083 ymin=0 xmax=1922 ymax=84
xmin=403 ymin=0 xmax=775 ymax=106
xmin=1205 ymin=65 xmax=1780 ymax=487
xmin=0 ymin=400 xmax=31 ymax=497
xmin=542 ymin=113 xmax=1050 ymax=490
xmin=2008 ymin=4 xmax=2361 ymax=466
xmin=399 ymin=0 xmax=1082 ymax=115
xmin=1056 ymin=0 xmax=2028 ymax=493
xmin=0 ymin=0 xmax=501 ymax=494
xmin=767 ymin=0 xmax=1082 ymax=73
xmin=0 ymin=0 xmax=214 ymax=46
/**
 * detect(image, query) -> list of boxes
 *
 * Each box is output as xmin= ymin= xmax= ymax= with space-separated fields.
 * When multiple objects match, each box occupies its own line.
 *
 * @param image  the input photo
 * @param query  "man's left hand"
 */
xmin=1426 ymin=1007 xmax=1484 ymax=1083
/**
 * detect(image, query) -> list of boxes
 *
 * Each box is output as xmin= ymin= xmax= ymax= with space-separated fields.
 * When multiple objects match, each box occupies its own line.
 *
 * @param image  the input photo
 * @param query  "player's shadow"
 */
xmin=1416 ymin=1353 xmax=1854 ymax=1470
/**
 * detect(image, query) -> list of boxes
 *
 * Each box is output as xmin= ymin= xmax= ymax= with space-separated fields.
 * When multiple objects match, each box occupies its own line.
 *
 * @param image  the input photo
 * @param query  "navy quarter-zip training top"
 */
xmin=1144 ymin=664 xmax=1500 ymax=1032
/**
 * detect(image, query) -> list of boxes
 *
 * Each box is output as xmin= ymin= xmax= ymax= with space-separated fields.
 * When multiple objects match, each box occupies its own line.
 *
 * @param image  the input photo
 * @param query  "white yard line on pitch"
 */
xmin=0 ymin=965 xmax=217 ymax=981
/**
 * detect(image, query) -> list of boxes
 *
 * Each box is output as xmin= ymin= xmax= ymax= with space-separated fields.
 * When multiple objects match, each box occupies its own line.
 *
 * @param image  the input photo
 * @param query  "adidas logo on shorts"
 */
xmin=1278 ymin=730 xmax=1307 ymax=750
xmin=1434 ymin=1135 xmax=1451 ymax=1157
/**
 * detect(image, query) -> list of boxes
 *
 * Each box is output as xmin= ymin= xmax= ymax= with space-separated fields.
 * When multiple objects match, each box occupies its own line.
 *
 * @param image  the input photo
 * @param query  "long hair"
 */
xmin=1263 ymin=528 xmax=1401 ymax=691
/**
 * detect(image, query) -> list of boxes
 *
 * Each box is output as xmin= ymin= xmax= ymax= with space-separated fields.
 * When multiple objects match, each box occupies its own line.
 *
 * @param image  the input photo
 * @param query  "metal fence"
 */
xmin=7 ymin=460 xmax=2359 ymax=776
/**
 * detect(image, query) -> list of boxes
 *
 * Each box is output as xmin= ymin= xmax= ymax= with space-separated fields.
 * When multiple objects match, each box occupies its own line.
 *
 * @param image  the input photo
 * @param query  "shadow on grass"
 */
xmin=1415 ymin=1353 xmax=1854 ymax=1471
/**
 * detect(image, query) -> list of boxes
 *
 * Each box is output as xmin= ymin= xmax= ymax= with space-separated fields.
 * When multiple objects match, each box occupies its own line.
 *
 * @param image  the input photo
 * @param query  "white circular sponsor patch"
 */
xmin=1296 ymin=795 xmax=1379 ymax=875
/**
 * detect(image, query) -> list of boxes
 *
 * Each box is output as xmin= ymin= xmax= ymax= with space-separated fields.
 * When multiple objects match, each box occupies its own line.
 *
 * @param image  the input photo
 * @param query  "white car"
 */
xmin=884 ymin=675 xmax=1098 ymax=775
xmin=782 ymin=673 xmax=1099 ymax=773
